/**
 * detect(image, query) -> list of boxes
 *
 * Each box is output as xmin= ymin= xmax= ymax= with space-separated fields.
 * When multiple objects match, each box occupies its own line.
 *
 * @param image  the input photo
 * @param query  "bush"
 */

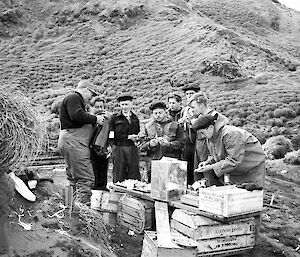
xmin=273 ymin=108 xmax=297 ymax=118
xmin=262 ymin=135 xmax=293 ymax=160
xmin=283 ymin=150 xmax=300 ymax=165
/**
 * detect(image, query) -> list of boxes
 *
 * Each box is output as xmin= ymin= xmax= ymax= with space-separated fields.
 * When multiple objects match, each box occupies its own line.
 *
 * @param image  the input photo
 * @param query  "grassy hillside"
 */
xmin=0 ymin=0 xmax=299 ymax=152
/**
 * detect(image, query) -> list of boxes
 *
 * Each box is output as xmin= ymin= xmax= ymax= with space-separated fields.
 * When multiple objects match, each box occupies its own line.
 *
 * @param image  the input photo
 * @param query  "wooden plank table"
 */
xmin=109 ymin=184 xmax=262 ymax=223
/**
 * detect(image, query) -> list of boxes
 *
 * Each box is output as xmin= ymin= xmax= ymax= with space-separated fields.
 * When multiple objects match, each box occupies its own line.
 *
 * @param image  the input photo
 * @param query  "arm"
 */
xmin=211 ymin=131 xmax=246 ymax=177
xmin=66 ymin=96 xmax=96 ymax=124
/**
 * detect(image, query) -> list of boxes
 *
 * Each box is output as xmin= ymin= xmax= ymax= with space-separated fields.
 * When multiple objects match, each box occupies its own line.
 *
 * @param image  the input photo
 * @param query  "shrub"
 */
xmin=273 ymin=108 xmax=297 ymax=118
xmin=262 ymin=135 xmax=293 ymax=160
xmin=283 ymin=150 xmax=300 ymax=165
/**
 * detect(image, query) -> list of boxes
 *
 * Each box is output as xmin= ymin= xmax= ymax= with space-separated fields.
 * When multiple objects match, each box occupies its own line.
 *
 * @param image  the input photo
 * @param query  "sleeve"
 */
xmin=212 ymin=131 xmax=246 ymax=177
xmin=138 ymin=124 xmax=151 ymax=152
xmin=66 ymin=96 xmax=97 ymax=124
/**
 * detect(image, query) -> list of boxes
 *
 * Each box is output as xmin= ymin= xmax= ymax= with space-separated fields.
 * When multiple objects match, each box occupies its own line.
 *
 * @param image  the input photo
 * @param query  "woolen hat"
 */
xmin=149 ymin=101 xmax=167 ymax=111
xmin=117 ymin=94 xmax=134 ymax=102
xmin=192 ymin=113 xmax=218 ymax=130
xmin=77 ymin=80 xmax=97 ymax=96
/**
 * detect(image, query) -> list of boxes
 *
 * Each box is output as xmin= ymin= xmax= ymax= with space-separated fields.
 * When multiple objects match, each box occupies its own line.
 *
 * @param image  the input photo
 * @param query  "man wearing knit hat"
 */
xmin=110 ymin=94 xmax=140 ymax=183
xmin=58 ymin=80 xmax=105 ymax=206
xmin=139 ymin=101 xmax=184 ymax=182
xmin=188 ymin=91 xmax=229 ymax=185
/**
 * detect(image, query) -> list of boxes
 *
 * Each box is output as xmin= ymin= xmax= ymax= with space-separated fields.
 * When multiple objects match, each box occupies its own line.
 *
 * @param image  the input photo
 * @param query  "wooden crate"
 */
xmin=141 ymin=231 xmax=197 ymax=257
xmin=171 ymin=209 xmax=255 ymax=240
xmin=91 ymin=190 xmax=123 ymax=212
xmin=151 ymin=157 xmax=187 ymax=201
xmin=117 ymin=195 xmax=154 ymax=233
xmin=98 ymin=211 xmax=118 ymax=225
xmin=198 ymin=185 xmax=263 ymax=217
xmin=170 ymin=209 xmax=256 ymax=255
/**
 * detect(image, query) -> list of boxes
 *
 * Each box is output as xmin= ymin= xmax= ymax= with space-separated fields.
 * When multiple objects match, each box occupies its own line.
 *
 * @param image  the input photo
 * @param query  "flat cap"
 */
xmin=149 ymin=101 xmax=167 ymax=111
xmin=117 ymin=94 xmax=134 ymax=102
xmin=182 ymin=84 xmax=200 ymax=93
xmin=192 ymin=114 xmax=218 ymax=130
xmin=167 ymin=93 xmax=182 ymax=102
xmin=77 ymin=80 xmax=97 ymax=96
xmin=187 ymin=91 xmax=208 ymax=106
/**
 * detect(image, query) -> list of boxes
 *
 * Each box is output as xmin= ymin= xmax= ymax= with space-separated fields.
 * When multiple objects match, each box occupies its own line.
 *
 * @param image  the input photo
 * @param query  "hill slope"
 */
xmin=0 ymin=0 xmax=299 ymax=149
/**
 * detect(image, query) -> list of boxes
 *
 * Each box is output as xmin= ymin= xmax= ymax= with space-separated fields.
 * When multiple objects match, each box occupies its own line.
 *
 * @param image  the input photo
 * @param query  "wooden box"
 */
xmin=117 ymin=195 xmax=154 ymax=233
xmin=198 ymin=185 xmax=263 ymax=217
xmin=91 ymin=190 xmax=123 ymax=212
xmin=151 ymin=157 xmax=187 ymax=201
xmin=141 ymin=231 xmax=197 ymax=257
xmin=171 ymin=209 xmax=256 ymax=255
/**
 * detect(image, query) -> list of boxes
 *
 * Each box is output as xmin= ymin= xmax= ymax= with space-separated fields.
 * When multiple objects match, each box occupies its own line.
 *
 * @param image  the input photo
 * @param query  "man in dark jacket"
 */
xmin=58 ymin=80 xmax=105 ymax=204
xmin=168 ymin=93 xmax=183 ymax=122
xmin=110 ymin=95 xmax=140 ymax=183
xmin=139 ymin=102 xmax=184 ymax=181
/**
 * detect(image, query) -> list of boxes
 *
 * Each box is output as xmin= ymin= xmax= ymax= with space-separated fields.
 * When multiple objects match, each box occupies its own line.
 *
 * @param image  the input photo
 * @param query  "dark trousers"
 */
xmin=112 ymin=145 xmax=140 ymax=183
xmin=91 ymin=151 xmax=109 ymax=190
xmin=182 ymin=141 xmax=195 ymax=185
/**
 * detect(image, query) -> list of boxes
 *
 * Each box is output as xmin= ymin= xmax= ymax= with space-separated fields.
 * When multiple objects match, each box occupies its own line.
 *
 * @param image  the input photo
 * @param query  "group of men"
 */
xmin=58 ymin=79 xmax=266 ymax=205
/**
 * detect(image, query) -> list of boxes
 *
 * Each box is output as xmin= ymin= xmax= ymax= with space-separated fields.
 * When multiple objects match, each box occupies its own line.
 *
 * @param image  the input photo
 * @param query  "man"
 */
xmin=168 ymin=93 xmax=183 ymax=122
xmin=192 ymin=114 xmax=266 ymax=188
xmin=188 ymin=91 xmax=229 ymax=185
xmin=89 ymin=96 xmax=111 ymax=191
xmin=139 ymin=102 xmax=184 ymax=181
xmin=177 ymin=84 xmax=200 ymax=185
xmin=58 ymin=80 xmax=105 ymax=205
xmin=110 ymin=94 xmax=140 ymax=183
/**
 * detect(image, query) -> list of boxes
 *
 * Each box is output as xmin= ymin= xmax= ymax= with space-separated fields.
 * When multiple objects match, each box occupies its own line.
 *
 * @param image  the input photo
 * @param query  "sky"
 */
xmin=278 ymin=0 xmax=300 ymax=12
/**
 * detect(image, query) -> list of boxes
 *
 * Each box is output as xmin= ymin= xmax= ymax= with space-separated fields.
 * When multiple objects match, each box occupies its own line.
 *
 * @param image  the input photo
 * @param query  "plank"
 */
xmin=155 ymin=201 xmax=173 ymax=247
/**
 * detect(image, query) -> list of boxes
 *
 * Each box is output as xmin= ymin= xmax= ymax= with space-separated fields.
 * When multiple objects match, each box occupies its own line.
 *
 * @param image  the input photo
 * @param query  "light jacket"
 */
xmin=139 ymin=117 xmax=184 ymax=160
xmin=208 ymin=125 xmax=266 ymax=187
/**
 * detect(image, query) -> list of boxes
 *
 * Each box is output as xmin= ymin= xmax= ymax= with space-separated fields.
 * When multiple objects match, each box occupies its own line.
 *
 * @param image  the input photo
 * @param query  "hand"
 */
xmin=198 ymin=161 xmax=208 ymax=169
xmin=159 ymin=137 xmax=169 ymax=147
xmin=149 ymin=138 xmax=158 ymax=147
xmin=194 ymin=164 xmax=213 ymax=173
xmin=128 ymin=134 xmax=139 ymax=141
xmin=96 ymin=115 xmax=105 ymax=125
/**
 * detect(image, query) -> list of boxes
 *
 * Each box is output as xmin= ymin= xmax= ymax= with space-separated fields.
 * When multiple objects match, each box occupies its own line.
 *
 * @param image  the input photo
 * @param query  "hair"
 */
xmin=167 ymin=93 xmax=182 ymax=102
xmin=196 ymin=91 xmax=208 ymax=106
xmin=90 ymin=96 xmax=105 ymax=106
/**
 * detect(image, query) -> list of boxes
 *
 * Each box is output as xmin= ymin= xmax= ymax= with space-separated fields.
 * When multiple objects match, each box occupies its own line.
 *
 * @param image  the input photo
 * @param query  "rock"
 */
xmin=263 ymin=135 xmax=293 ymax=159
xmin=254 ymin=73 xmax=271 ymax=84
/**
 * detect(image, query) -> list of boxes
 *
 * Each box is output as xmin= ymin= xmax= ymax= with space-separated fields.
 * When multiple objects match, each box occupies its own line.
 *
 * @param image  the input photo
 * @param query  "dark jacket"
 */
xmin=59 ymin=92 xmax=96 ymax=129
xmin=169 ymin=108 xmax=183 ymax=122
xmin=139 ymin=117 xmax=184 ymax=160
xmin=110 ymin=111 xmax=140 ymax=146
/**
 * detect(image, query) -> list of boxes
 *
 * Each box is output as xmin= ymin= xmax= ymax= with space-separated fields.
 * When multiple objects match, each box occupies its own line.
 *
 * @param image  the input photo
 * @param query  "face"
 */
xmin=190 ymin=100 xmax=204 ymax=117
xmin=91 ymin=100 xmax=105 ymax=114
xmin=185 ymin=90 xmax=196 ymax=101
xmin=199 ymin=125 xmax=214 ymax=139
xmin=152 ymin=108 xmax=167 ymax=122
xmin=119 ymin=100 xmax=133 ymax=114
xmin=168 ymin=97 xmax=181 ymax=111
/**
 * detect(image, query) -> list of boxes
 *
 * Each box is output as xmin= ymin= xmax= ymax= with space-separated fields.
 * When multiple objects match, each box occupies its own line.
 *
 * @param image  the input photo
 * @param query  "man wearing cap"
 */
xmin=192 ymin=114 xmax=266 ymax=188
xmin=176 ymin=84 xmax=201 ymax=185
xmin=58 ymin=80 xmax=105 ymax=205
xmin=139 ymin=102 xmax=184 ymax=181
xmin=188 ymin=91 xmax=229 ymax=186
xmin=110 ymin=94 xmax=140 ymax=183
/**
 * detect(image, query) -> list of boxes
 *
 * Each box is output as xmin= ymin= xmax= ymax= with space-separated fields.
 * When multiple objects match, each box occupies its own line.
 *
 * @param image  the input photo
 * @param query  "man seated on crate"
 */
xmin=192 ymin=113 xmax=266 ymax=188
xmin=139 ymin=101 xmax=184 ymax=182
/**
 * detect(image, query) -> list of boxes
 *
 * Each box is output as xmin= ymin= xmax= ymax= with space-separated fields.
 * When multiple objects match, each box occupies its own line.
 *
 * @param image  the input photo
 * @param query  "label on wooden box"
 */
xmin=141 ymin=231 xmax=197 ymax=257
